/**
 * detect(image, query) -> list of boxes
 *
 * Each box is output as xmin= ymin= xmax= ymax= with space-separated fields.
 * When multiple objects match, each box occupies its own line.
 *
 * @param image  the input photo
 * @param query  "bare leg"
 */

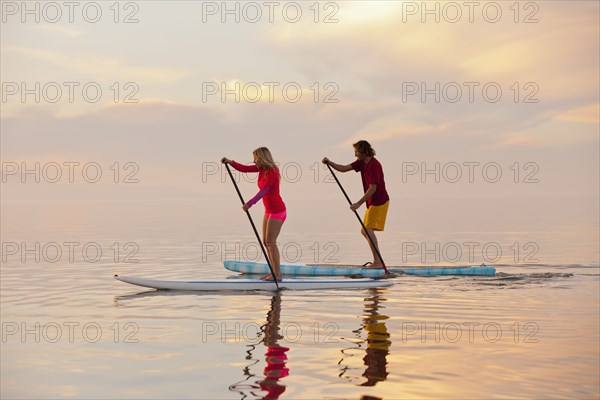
xmin=361 ymin=228 xmax=383 ymax=268
xmin=260 ymin=214 xmax=272 ymax=280
xmin=261 ymin=217 xmax=285 ymax=281
xmin=262 ymin=214 xmax=268 ymax=245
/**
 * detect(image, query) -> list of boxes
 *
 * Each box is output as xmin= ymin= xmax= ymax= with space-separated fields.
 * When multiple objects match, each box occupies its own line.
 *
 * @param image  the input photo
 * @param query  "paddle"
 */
xmin=325 ymin=163 xmax=390 ymax=275
xmin=224 ymin=163 xmax=280 ymax=289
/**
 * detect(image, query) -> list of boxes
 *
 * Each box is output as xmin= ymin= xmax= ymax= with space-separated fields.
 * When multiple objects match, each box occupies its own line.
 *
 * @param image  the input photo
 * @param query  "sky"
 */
xmin=1 ymin=1 xmax=599 ymax=209
xmin=1 ymin=7 xmax=599 ymax=400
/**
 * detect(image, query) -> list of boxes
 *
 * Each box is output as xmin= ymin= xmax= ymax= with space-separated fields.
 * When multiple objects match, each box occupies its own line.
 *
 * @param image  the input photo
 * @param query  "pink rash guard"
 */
xmin=230 ymin=161 xmax=286 ymax=214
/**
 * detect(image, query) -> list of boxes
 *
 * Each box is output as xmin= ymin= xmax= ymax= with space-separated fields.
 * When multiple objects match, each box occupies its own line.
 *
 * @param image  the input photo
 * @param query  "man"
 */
xmin=323 ymin=140 xmax=390 ymax=269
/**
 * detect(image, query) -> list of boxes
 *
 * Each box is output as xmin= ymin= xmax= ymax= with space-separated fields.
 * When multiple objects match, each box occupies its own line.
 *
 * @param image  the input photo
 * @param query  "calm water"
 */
xmin=1 ymin=201 xmax=599 ymax=399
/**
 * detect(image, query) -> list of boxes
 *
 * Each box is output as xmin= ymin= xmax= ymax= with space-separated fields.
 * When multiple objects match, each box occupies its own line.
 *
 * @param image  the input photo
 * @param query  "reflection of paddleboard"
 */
xmin=224 ymin=260 xmax=496 ymax=277
xmin=114 ymin=275 xmax=393 ymax=291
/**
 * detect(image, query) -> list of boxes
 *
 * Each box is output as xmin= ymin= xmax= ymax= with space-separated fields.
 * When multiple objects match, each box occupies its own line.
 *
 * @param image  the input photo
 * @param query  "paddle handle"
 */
xmin=325 ymin=163 xmax=389 ymax=274
xmin=225 ymin=163 xmax=280 ymax=288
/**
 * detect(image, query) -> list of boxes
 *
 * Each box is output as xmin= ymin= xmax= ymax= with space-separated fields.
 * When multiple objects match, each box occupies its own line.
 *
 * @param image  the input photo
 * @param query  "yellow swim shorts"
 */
xmin=363 ymin=201 xmax=389 ymax=231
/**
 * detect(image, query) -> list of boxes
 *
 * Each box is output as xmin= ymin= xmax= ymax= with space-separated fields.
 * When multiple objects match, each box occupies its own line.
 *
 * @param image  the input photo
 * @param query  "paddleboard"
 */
xmin=395 ymin=265 xmax=496 ymax=276
xmin=224 ymin=260 xmax=496 ymax=277
xmin=114 ymin=275 xmax=393 ymax=291
xmin=224 ymin=260 xmax=388 ymax=278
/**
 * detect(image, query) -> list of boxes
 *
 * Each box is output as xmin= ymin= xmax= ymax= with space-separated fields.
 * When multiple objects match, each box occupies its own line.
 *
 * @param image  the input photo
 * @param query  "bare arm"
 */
xmin=322 ymin=157 xmax=353 ymax=172
xmin=351 ymin=184 xmax=377 ymax=210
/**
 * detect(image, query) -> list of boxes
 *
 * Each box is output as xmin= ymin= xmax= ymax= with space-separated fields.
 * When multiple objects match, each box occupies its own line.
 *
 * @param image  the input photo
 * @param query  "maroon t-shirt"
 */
xmin=351 ymin=158 xmax=389 ymax=207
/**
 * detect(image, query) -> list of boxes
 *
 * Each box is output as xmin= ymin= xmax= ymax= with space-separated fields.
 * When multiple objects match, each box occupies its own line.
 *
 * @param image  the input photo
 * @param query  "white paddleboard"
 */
xmin=114 ymin=275 xmax=393 ymax=291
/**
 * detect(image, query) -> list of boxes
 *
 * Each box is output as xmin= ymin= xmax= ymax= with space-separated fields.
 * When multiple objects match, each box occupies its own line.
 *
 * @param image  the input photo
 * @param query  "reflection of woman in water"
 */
xmin=229 ymin=294 xmax=289 ymax=400
xmin=260 ymin=294 xmax=289 ymax=399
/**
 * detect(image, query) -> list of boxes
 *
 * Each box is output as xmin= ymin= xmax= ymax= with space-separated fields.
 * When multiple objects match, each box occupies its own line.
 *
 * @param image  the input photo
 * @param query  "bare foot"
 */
xmin=365 ymin=262 xmax=384 ymax=269
xmin=260 ymin=274 xmax=282 ymax=281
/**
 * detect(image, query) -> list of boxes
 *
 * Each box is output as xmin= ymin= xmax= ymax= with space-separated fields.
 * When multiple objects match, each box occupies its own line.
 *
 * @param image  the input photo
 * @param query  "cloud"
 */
xmin=553 ymin=104 xmax=600 ymax=124
xmin=1 ymin=99 xmax=392 ymax=163
xmin=261 ymin=1 xmax=599 ymax=151
xmin=32 ymin=25 xmax=81 ymax=37
xmin=3 ymin=46 xmax=189 ymax=84
xmin=2 ymin=98 xmax=597 ymax=203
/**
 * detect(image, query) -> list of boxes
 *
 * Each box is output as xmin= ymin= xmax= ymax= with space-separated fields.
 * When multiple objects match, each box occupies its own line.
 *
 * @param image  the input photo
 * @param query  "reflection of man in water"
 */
xmin=260 ymin=294 xmax=289 ymax=399
xmin=360 ymin=290 xmax=391 ymax=386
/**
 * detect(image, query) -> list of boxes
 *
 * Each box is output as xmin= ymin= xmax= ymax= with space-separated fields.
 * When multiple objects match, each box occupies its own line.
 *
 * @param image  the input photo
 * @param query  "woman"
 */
xmin=221 ymin=147 xmax=286 ymax=281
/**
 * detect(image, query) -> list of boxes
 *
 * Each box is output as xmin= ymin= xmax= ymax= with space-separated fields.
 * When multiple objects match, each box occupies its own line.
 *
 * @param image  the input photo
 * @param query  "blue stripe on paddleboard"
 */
xmin=178 ymin=280 xmax=384 ymax=284
xmin=223 ymin=260 xmax=387 ymax=277
xmin=115 ymin=276 xmax=387 ymax=284
xmin=224 ymin=260 xmax=496 ymax=276
xmin=393 ymin=266 xmax=496 ymax=276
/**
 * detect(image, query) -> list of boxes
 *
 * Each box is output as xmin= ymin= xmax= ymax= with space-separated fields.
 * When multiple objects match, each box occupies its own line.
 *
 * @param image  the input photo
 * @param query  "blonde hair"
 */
xmin=253 ymin=147 xmax=277 ymax=173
